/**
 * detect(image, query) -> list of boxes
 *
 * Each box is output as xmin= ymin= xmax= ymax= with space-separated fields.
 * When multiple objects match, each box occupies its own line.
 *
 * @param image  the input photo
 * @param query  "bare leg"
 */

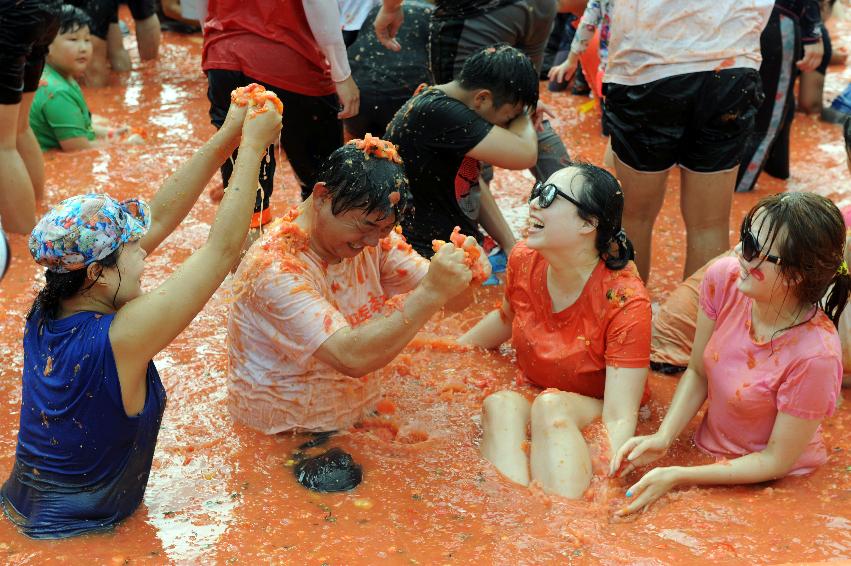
xmin=0 ymin=103 xmax=36 ymax=234
xmin=478 ymin=175 xmax=517 ymax=254
xmin=680 ymin=166 xmax=737 ymax=279
xmin=480 ymin=390 xmax=531 ymax=485
xmin=17 ymin=92 xmax=44 ymax=200
xmin=84 ymin=36 xmax=113 ymax=87
xmin=798 ymin=71 xmax=825 ymax=115
xmin=134 ymin=15 xmax=161 ymax=61
xmin=529 ymin=391 xmax=602 ymax=498
xmin=107 ymin=23 xmax=131 ymax=73
xmin=531 ymin=391 xmax=603 ymax=499
xmin=613 ymin=153 xmax=669 ymax=282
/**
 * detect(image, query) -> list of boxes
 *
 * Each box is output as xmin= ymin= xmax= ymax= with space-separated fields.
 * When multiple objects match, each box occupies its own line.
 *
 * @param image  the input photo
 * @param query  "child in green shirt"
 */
xmin=29 ymin=5 xmax=141 ymax=151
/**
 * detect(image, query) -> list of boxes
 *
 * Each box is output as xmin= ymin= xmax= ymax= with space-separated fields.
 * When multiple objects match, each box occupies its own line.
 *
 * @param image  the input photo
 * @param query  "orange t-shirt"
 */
xmin=506 ymin=242 xmax=651 ymax=398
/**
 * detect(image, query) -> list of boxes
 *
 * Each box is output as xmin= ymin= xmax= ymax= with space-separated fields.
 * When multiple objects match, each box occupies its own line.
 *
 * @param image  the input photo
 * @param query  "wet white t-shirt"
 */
xmin=227 ymin=217 xmax=428 ymax=433
xmin=604 ymin=0 xmax=773 ymax=86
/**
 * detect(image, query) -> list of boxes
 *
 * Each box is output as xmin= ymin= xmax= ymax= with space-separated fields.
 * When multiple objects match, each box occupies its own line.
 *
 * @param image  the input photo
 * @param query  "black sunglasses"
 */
xmin=740 ymin=229 xmax=782 ymax=265
xmin=529 ymin=181 xmax=586 ymax=211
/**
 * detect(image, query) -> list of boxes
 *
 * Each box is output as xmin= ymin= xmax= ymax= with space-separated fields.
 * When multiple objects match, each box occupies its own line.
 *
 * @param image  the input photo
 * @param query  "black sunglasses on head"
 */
xmin=740 ymin=228 xmax=782 ymax=265
xmin=529 ymin=181 xmax=587 ymax=211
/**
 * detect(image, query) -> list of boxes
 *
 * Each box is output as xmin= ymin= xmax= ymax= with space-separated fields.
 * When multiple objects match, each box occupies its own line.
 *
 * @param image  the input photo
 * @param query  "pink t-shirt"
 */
xmin=696 ymin=257 xmax=842 ymax=475
xmin=227 ymin=217 xmax=429 ymax=433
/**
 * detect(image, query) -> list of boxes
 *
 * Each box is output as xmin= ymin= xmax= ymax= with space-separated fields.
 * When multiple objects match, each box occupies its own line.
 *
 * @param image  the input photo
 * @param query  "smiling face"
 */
xmin=47 ymin=25 xmax=93 ymax=79
xmin=310 ymin=195 xmax=397 ymax=263
xmin=526 ymin=167 xmax=596 ymax=252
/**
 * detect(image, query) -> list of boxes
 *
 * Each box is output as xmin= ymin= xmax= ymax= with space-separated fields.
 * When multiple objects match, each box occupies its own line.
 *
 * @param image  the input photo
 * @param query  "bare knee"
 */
xmin=483 ymin=390 xmax=530 ymax=422
xmin=135 ymin=15 xmax=161 ymax=60
xmin=85 ymin=55 xmax=111 ymax=87
xmin=531 ymin=391 xmax=581 ymax=429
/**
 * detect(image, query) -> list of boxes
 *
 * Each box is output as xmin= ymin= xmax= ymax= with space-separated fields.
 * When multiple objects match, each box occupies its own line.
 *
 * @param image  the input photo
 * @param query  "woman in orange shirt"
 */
xmin=459 ymin=163 xmax=651 ymax=498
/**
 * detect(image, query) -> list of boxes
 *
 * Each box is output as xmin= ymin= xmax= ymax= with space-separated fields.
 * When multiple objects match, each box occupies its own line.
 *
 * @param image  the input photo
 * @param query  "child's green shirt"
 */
xmin=30 ymin=65 xmax=96 ymax=151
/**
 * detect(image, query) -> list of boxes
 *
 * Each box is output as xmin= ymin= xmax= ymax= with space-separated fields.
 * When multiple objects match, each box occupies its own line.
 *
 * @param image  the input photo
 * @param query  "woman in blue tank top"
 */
xmin=1 ymin=89 xmax=283 ymax=538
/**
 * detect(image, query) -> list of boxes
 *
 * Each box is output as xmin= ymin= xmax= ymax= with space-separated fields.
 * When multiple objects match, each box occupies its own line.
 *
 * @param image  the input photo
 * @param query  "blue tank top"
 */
xmin=1 ymin=310 xmax=167 ymax=539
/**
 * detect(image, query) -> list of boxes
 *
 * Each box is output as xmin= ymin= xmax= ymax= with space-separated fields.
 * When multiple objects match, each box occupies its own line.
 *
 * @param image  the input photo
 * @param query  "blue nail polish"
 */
xmin=626 ymin=490 xmax=633 ymax=497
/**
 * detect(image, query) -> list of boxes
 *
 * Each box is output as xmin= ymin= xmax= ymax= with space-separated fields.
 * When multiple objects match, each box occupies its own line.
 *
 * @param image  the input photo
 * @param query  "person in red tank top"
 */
xmin=460 ymin=163 xmax=651 ymax=498
xmin=202 ymin=0 xmax=361 ymax=225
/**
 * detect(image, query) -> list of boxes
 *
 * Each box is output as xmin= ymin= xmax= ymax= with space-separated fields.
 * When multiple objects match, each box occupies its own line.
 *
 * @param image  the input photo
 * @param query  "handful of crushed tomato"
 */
xmin=432 ymin=226 xmax=487 ymax=284
xmin=231 ymin=83 xmax=284 ymax=117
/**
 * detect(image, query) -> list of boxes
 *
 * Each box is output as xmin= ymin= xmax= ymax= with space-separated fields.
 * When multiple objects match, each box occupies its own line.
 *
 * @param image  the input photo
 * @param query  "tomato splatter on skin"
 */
xmin=323 ymin=313 xmax=333 ymax=333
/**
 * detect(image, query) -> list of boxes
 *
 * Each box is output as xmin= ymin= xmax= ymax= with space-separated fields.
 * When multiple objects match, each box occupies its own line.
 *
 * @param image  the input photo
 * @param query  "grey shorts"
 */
xmin=429 ymin=0 xmax=557 ymax=81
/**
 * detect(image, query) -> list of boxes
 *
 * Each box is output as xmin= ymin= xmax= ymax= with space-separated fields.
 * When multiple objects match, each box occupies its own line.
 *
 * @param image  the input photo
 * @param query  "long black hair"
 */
xmin=741 ymin=192 xmax=850 ymax=327
xmin=562 ymin=161 xmax=635 ymax=270
xmin=27 ymin=247 xmax=122 ymax=323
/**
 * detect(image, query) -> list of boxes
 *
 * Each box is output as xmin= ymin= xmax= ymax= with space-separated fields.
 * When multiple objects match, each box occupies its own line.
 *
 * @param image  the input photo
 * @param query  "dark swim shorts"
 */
xmin=65 ymin=0 xmax=156 ymax=40
xmin=0 ymin=0 xmax=60 ymax=104
xmin=604 ymin=68 xmax=764 ymax=173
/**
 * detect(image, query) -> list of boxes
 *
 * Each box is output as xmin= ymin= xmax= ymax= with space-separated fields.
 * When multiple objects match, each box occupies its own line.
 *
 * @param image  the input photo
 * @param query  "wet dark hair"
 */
xmin=742 ymin=192 xmax=850 ymax=327
xmin=457 ymin=43 xmax=539 ymax=110
xmin=58 ymin=4 xmax=93 ymax=35
xmin=559 ymin=161 xmax=634 ymax=270
xmin=843 ymin=116 xmax=851 ymax=153
xmin=27 ymin=247 xmax=122 ymax=322
xmin=316 ymin=141 xmax=412 ymax=223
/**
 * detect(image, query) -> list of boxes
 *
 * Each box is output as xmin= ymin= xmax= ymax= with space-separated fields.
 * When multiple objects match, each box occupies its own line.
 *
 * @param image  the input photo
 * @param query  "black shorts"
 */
xmin=0 ymin=0 xmax=60 ymax=105
xmin=815 ymin=24 xmax=831 ymax=76
xmin=343 ymin=91 xmax=408 ymax=139
xmin=604 ymin=68 xmax=764 ymax=173
xmin=206 ymin=69 xmax=342 ymax=209
xmin=66 ymin=0 xmax=156 ymax=40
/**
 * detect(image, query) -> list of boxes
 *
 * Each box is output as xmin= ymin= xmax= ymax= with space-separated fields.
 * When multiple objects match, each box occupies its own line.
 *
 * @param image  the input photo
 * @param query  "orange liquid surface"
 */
xmin=1 ymin=17 xmax=851 ymax=566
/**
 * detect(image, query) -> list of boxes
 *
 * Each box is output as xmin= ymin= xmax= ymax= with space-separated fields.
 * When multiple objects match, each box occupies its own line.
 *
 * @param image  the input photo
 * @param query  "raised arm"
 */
xmin=467 ymin=112 xmax=537 ymax=170
xmin=110 ymin=97 xmax=282 ymax=409
xmin=139 ymin=103 xmax=246 ymax=255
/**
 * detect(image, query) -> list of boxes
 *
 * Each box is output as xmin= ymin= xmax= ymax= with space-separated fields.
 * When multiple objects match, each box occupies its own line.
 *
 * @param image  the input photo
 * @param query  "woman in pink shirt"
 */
xmin=611 ymin=192 xmax=851 ymax=515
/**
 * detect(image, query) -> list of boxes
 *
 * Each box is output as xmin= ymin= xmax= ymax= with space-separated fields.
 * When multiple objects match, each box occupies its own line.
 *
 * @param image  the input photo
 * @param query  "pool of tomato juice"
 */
xmin=0 ymin=16 xmax=850 ymax=566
